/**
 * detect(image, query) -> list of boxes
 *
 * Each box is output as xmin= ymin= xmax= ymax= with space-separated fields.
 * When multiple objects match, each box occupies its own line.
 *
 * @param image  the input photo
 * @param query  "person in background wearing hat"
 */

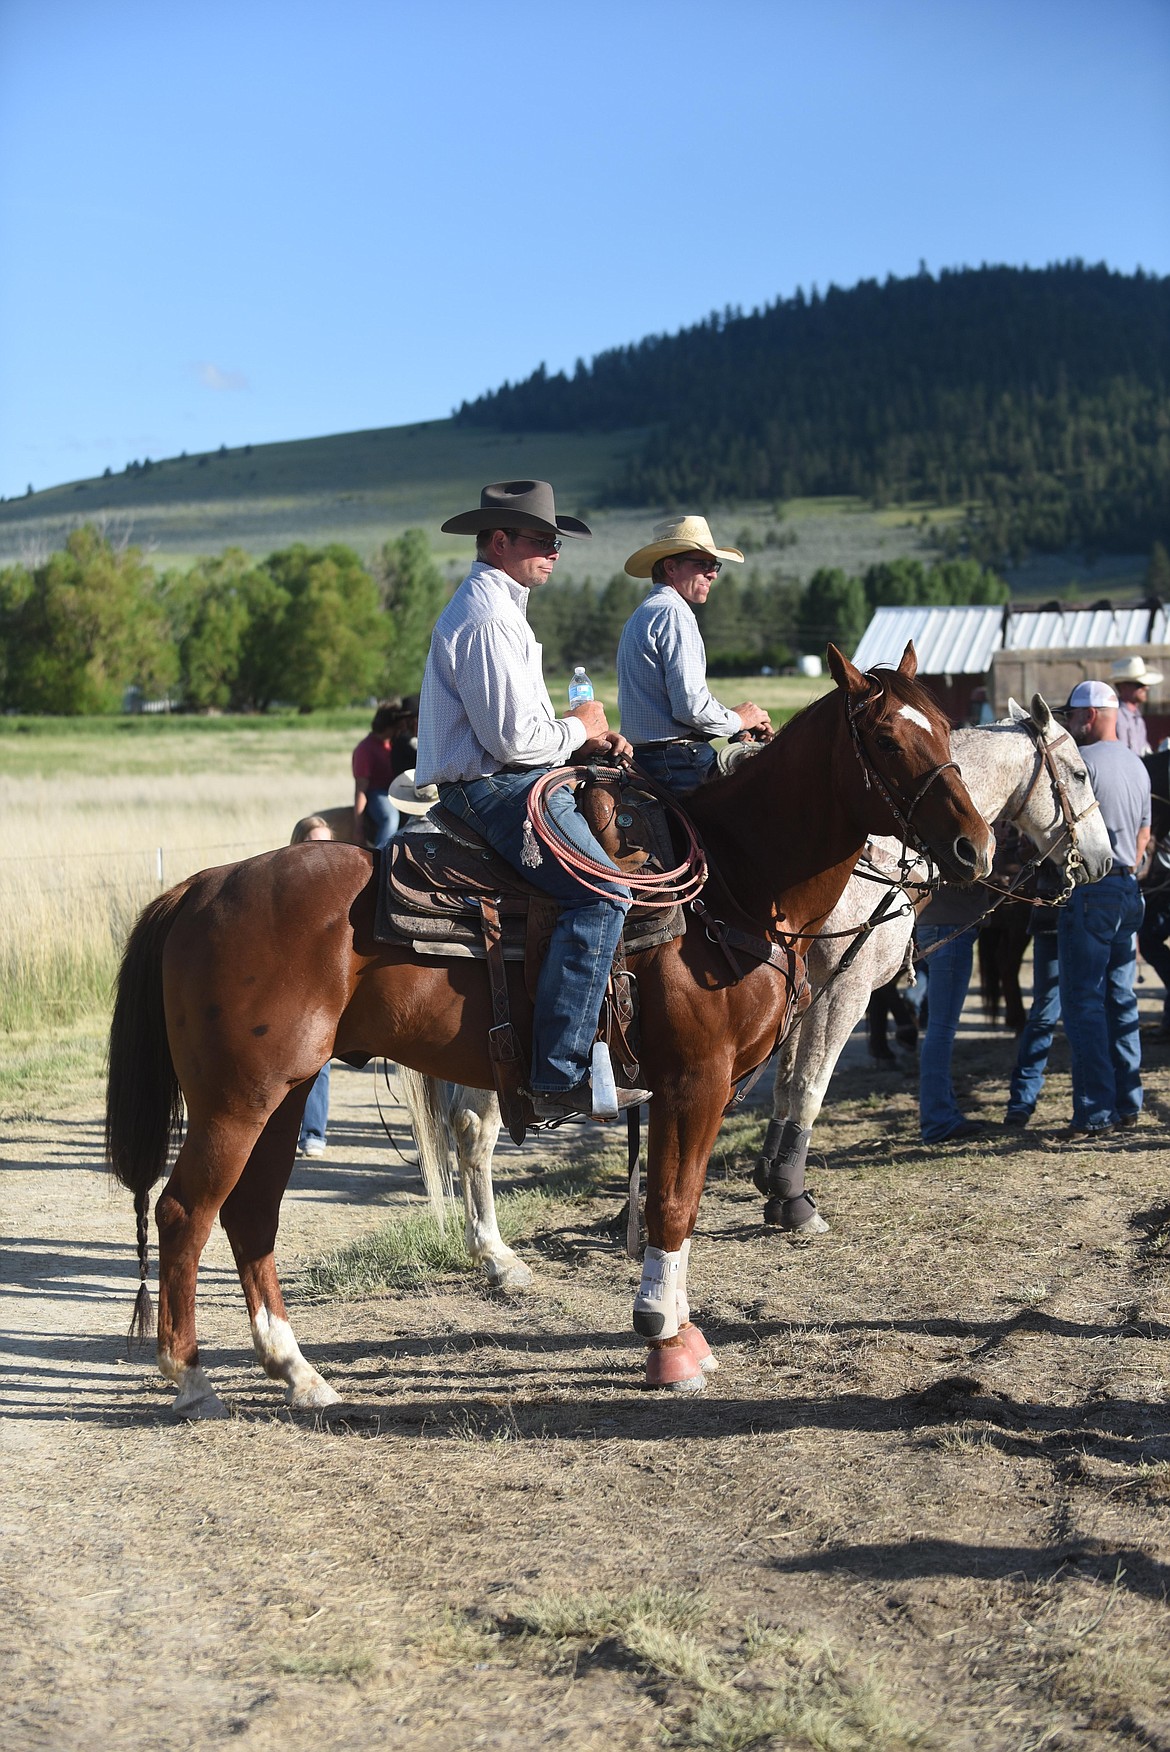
xmin=1052 ymin=679 xmax=1150 ymax=1138
xmin=415 ymin=481 xmax=650 ymax=1123
xmin=1111 ymin=656 xmax=1163 ymax=758
xmin=352 ymin=698 xmax=417 ymax=849
xmin=617 ymin=515 xmax=772 ymax=795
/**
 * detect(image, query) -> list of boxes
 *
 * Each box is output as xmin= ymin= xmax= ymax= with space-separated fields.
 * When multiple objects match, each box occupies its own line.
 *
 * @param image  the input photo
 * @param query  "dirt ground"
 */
xmin=2 ymin=991 xmax=1169 ymax=1752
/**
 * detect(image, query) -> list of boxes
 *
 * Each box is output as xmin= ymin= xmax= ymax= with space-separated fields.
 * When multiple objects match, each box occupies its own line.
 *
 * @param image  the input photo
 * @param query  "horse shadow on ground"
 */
xmin=768 ymin=1534 xmax=1170 ymax=1606
xmin=1 ymin=1116 xmax=109 ymax=1176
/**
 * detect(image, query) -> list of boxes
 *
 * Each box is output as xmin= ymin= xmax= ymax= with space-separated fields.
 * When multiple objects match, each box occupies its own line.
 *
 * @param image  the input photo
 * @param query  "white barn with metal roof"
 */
xmin=852 ymin=602 xmax=1170 ymax=730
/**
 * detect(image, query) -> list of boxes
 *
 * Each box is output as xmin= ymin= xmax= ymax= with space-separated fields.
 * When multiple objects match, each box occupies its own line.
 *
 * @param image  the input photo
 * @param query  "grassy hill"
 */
xmin=0 ymin=422 xmax=646 ymax=574
xmin=0 ymin=416 xmax=1148 ymax=600
xmin=2 ymin=262 xmax=1162 ymax=599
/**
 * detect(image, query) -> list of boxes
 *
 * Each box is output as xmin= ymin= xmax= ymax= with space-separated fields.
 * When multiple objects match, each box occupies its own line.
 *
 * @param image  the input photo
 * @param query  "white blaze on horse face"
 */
xmin=635 ymin=1246 xmax=683 ymax=1341
xmin=898 ymin=704 xmax=933 ymax=733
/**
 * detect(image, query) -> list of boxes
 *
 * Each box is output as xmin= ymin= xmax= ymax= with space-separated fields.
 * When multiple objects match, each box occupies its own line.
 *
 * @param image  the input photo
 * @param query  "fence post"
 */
xmin=156 ymin=847 xmax=164 ymax=888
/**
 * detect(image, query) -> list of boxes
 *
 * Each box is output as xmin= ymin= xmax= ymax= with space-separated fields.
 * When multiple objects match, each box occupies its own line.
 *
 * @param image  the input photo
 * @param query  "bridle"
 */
xmin=1006 ymin=718 xmax=1101 ymax=903
xmin=845 ymin=676 xmax=962 ymax=859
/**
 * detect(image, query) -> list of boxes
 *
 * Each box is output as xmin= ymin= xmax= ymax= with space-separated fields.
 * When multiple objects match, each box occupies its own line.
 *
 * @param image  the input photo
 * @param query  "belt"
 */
xmin=633 ymin=736 xmax=714 ymax=752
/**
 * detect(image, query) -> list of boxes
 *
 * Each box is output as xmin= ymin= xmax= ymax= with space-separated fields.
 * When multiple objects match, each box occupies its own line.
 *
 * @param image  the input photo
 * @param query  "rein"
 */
xmin=728 ymin=714 xmax=1102 ymax=1096
xmin=903 ymin=719 xmax=1103 ymax=967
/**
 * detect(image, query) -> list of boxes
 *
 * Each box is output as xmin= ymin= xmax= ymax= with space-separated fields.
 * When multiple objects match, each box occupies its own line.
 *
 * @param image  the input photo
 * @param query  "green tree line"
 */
xmin=0 ymin=527 xmax=1016 ymax=713
xmin=531 ymin=555 xmax=1008 ymax=672
xmin=0 ymin=526 xmax=445 ymax=714
xmin=455 ymin=263 xmax=1170 ymax=565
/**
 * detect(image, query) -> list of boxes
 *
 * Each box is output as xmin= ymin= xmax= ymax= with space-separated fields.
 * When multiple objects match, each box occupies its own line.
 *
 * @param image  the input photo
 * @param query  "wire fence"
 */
xmin=0 ymin=840 xmax=278 ymax=894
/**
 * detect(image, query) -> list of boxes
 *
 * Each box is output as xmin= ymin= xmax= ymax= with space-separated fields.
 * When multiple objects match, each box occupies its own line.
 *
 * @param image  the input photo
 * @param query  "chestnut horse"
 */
xmin=106 ymin=643 xmax=992 ymax=1415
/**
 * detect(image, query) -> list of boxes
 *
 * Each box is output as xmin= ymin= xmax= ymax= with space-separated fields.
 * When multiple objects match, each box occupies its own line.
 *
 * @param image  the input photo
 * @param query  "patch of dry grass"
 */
xmin=463 ymin=1593 xmax=929 ymax=1752
xmin=0 ymin=722 xmax=354 ymax=1086
xmin=303 ymin=1174 xmax=601 ymax=1295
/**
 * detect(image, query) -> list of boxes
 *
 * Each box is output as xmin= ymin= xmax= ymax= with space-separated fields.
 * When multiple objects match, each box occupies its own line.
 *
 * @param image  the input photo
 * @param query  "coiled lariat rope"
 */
xmin=525 ymin=763 xmax=708 ymax=910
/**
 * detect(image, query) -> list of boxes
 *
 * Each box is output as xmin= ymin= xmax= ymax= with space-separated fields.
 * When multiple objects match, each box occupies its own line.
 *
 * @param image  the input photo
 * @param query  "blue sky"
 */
xmin=1 ymin=0 xmax=1167 ymax=499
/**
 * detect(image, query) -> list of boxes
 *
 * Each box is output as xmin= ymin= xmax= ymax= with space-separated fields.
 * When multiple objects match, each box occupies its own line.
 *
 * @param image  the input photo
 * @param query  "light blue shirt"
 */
xmin=415 ymin=562 xmax=586 ymax=785
xmin=616 ymin=584 xmax=741 ymax=744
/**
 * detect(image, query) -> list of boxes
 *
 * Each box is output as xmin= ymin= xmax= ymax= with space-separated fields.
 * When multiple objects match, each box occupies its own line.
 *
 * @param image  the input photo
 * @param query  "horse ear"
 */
xmin=1007 ymin=697 xmax=1029 ymax=723
xmin=1031 ymin=693 xmax=1053 ymax=732
xmin=897 ymin=641 xmax=918 ymax=680
xmin=827 ymin=643 xmax=869 ymax=696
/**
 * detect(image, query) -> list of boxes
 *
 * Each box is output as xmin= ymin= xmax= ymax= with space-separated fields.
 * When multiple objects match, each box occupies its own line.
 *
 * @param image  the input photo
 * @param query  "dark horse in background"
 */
xmin=106 ymin=643 xmax=992 ymax=1415
xmin=1139 ymin=747 xmax=1170 ymax=1034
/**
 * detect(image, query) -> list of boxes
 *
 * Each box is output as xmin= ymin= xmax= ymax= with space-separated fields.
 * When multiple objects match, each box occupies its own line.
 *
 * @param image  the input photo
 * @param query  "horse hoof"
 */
xmin=762 ymin=1195 xmax=829 ymax=1235
xmin=487 ymin=1260 xmax=535 ymax=1293
xmin=644 ymin=1341 xmax=706 ymax=1392
xmin=679 ymin=1323 xmax=718 ymax=1373
xmin=173 ymin=1390 xmax=231 ymax=1421
xmin=288 ymin=1377 xmax=342 ymax=1410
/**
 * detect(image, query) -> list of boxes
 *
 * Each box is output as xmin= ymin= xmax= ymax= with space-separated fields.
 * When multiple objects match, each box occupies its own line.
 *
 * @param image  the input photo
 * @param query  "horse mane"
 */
xmin=692 ymin=662 xmax=949 ymax=811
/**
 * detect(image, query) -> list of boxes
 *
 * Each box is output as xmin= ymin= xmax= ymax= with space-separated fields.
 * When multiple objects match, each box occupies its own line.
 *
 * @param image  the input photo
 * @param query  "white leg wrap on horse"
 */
xmin=676 ymin=1236 xmax=691 ymax=1328
xmin=633 ymin=1246 xmax=683 ymax=1341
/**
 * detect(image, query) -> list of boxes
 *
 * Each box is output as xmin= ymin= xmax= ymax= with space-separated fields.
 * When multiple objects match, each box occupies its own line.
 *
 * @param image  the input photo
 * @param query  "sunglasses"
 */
xmin=681 ymin=552 xmax=721 ymax=576
xmin=508 ymin=529 xmax=562 ymax=555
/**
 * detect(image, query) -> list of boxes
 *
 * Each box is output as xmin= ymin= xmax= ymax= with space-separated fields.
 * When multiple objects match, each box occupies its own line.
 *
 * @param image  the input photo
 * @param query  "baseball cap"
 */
xmin=1065 ymin=680 xmax=1119 ymax=710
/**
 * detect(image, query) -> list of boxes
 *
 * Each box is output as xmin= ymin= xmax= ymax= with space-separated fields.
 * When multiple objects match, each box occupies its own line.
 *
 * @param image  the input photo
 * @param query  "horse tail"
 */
xmin=105 ymin=879 xmax=193 ymax=1342
xmin=397 ymin=1068 xmax=456 ymax=1224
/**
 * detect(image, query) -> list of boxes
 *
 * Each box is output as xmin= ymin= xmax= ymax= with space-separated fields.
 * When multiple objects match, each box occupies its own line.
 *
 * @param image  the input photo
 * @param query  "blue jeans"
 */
xmin=633 ymin=741 xmax=718 ymax=796
xmin=916 ymin=923 xmax=975 ymax=1141
xmin=363 ymin=789 xmax=400 ymax=850
xmin=299 ymin=1062 xmax=330 ymax=1146
xmin=1058 ymin=874 xmax=1144 ymax=1129
xmin=1007 ymin=925 xmax=1061 ymax=1118
xmin=439 ymin=771 xmax=631 ymax=1094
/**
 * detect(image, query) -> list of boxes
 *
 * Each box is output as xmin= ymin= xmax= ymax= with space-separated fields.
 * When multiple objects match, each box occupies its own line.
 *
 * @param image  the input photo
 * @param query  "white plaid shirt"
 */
xmin=415 ymin=562 xmax=586 ymax=785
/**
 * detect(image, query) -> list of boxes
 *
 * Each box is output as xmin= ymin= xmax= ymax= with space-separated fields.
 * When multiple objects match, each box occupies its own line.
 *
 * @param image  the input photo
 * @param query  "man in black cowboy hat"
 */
xmin=416 ymin=482 xmax=650 ymax=1121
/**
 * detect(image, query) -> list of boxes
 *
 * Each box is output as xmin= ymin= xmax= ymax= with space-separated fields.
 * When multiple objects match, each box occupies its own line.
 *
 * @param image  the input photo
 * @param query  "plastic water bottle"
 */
xmin=568 ymin=666 xmax=594 ymax=708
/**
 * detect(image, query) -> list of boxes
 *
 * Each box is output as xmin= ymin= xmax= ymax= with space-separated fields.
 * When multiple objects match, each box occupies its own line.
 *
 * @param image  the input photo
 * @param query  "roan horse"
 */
xmin=106 ymin=642 xmax=992 ymax=1413
xmin=400 ymin=697 xmax=1113 ymax=1285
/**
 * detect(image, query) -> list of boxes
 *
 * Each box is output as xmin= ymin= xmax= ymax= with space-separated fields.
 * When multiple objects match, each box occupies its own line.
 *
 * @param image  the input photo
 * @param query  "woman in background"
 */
xmin=352 ymin=697 xmax=418 ymax=849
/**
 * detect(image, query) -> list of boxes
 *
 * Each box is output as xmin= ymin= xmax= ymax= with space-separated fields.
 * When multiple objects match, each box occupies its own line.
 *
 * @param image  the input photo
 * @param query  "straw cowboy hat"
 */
xmin=624 ymin=514 xmax=745 ymax=579
xmin=387 ymin=769 xmax=439 ymax=816
xmin=441 ymin=480 xmax=591 ymax=539
xmin=1111 ymin=656 xmax=1164 ymax=688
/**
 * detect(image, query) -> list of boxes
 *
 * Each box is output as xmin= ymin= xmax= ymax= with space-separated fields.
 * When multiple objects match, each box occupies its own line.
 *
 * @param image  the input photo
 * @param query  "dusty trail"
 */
xmin=2 ymin=1024 xmax=1169 ymax=1750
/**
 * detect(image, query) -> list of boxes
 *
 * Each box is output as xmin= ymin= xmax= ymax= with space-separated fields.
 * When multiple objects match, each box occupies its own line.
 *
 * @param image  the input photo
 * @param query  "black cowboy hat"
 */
xmin=440 ymin=480 xmax=591 ymax=539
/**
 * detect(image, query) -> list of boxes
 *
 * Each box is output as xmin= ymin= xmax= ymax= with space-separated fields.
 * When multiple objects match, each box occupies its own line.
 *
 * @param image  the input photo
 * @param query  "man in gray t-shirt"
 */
xmin=1079 ymin=738 xmax=1151 ymax=872
xmin=1053 ymin=680 xmax=1150 ymax=1136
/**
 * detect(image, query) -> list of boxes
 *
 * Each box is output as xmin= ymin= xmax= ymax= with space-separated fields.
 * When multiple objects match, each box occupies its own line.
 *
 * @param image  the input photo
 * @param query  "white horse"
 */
xmin=398 ymin=698 xmax=1112 ymax=1285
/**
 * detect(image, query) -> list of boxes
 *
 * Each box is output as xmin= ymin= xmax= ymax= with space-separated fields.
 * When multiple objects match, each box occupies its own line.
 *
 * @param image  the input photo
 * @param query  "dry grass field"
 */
xmin=2 ymin=713 xmax=1168 ymax=1750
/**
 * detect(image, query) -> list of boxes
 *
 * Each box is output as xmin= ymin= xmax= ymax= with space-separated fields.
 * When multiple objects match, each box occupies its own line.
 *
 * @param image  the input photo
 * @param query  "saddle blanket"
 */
xmin=372 ymin=788 xmax=685 ymax=963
